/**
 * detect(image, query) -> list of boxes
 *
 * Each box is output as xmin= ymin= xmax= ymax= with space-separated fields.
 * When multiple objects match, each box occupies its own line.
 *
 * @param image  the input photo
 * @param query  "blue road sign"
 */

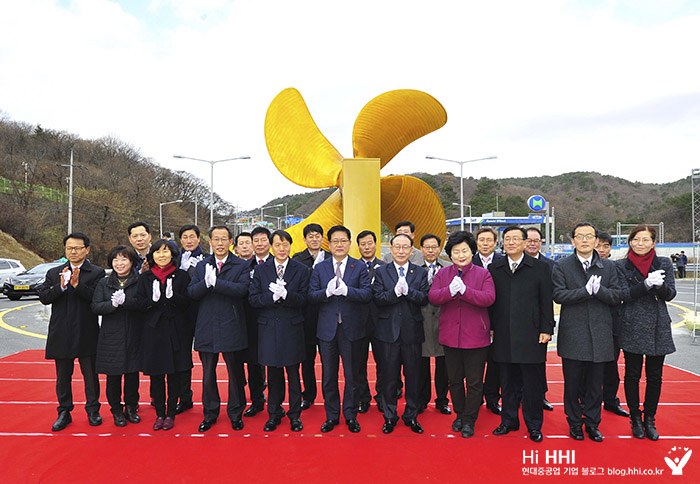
xmin=527 ymin=195 xmax=546 ymax=212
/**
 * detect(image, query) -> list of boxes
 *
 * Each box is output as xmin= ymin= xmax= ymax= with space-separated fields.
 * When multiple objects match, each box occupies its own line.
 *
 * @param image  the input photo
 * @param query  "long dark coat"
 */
xmin=91 ymin=270 xmax=142 ymax=374
xmin=188 ymin=254 xmax=249 ymax=353
xmin=292 ymin=248 xmax=331 ymax=342
xmin=137 ymin=269 xmax=193 ymax=375
xmin=38 ymin=260 xmax=105 ymax=359
xmin=421 ymin=259 xmax=450 ymax=357
xmin=488 ymin=255 xmax=554 ymax=364
xmin=615 ymin=255 xmax=676 ymax=356
xmin=552 ymin=252 xmax=621 ymax=363
xmin=249 ymin=258 xmax=310 ymax=368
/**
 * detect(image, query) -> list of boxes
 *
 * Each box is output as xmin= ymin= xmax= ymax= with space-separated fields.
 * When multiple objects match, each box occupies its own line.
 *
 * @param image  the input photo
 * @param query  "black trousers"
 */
xmin=318 ymin=323 xmax=361 ymax=421
xmin=500 ymin=362 xmax=546 ymax=431
xmin=105 ymin=372 xmax=140 ymax=412
xmin=267 ymin=363 xmax=302 ymax=420
xmin=245 ymin=363 xmax=267 ymax=408
xmin=301 ymin=340 xmax=318 ymax=403
xmin=482 ymin=344 xmax=501 ymax=406
xmin=200 ymin=351 xmax=246 ymax=422
xmin=603 ymin=338 xmax=622 ymax=407
xmin=562 ymin=358 xmax=604 ymax=427
xmin=357 ymin=336 xmax=384 ymax=404
xmin=178 ymin=369 xmax=193 ymax=405
xmin=150 ymin=373 xmax=181 ymax=418
xmin=444 ymin=346 xmax=488 ymax=425
xmin=54 ymin=356 xmax=100 ymax=414
xmin=419 ymin=356 xmax=449 ymax=408
xmin=624 ymin=351 xmax=665 ymax=417
xmin=375 ymin=339 xmax=421 ymax=422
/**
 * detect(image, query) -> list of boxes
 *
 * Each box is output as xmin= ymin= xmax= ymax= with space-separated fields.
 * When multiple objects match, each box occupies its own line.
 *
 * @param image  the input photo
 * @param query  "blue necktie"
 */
xmin=399 ymin=266 xmax=405 ymax=277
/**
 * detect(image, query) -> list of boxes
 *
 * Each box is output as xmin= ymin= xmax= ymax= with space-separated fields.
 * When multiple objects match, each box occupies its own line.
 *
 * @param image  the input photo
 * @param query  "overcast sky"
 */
xmin=1 ymin=0 xmax=699 ymax=211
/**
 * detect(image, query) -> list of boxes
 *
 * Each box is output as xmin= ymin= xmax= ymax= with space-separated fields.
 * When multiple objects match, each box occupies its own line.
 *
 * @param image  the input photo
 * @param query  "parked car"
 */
xmin=2 ymin=261 xmax=64 ymax=301
xmin=0 ymin=258 xmax=26 ymax=287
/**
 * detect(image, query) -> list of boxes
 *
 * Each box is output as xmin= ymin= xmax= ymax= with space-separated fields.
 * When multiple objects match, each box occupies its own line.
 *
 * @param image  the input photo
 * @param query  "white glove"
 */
xmin=111 ymin=289 xmax=125 ymax=307
xmin=326 ymin=277 xmax=338 ymax=298
xmin=312 ymin=251 xmax=325 ymax=268
xmin=592 ymin=275 xmax=601 ymax=294
xmin=398 ymin=278 xmax=409 ymax=296
xmin=645 ymin=270 xmax=665 ymax=288
xmin=152 ymin=279 xmax=161 ymax=302
xmin=449 ymin=275 xmax=465 ymax=297
xmin=269 ymin=281 xmax=288 ymax=302
xmin=205 ymin=264 xmax=217 ymax=288
xmin=180 ymin=251 xmax=191 ymax=270
xmin=394 ymin=278 xmax=404 ymax=297
xmin=457 ymin=278 xmax=466 ymax=295
xmin=189 ymin=256 xmax=201 ymax=269
xmin=332 ymin=278 xmax=348 ymax=297
xmin=61 ymin=270 xmax=71 ymax=286
xmin=165 ymin=278 xmax=173 ymax=299
xmin=585 ymin=275 xmax=595 ymax=295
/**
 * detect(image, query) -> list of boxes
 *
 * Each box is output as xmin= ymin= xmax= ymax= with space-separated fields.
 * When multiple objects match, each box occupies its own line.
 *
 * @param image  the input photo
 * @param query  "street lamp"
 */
xmin=159 ymin=199 xmax=183 ymax=238
xmin=452 ymin=203 xmax=473 ymax=232
xmin=56 ymin=149 xmax=87 ymax=234
xmin=173 ymin=154 xmax=250 ymax=228
xmin=261 ymin=203 xmax=284 ymax=225
xmin=264 ymin=214 xmax=282 ymax=229
xmin=426 ymin=155 xmax=497 ymax=231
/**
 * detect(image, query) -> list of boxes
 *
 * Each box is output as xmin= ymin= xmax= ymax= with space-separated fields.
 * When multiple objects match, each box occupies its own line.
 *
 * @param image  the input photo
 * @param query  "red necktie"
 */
xmin=217 ymin=261 xmax=223 ymax=273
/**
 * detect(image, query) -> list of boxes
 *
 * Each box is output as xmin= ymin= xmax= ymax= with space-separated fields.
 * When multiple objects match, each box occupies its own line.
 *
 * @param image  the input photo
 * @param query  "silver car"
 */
xmin=0 ymin=258 xmax=26 ymax=287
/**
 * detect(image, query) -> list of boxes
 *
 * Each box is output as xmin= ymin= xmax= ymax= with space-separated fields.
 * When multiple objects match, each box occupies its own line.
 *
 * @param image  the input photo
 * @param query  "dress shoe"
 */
xmin=244 ymin=404 xmax=264 ymax=418
xmin=604 ymin=403 xmax=630 ymax=417
xmin=452 ymin=418 xmax=463 ymax=432
xmin=346 ymin=418 xmax=361 ymax=433
xmin=358 ymin=401 xmax=370 ymax=414
xmin=382 ymin=418 xmax=397 ymax=434
xmin=644 ymin=415 xmax=659 ymax=441
xmin=404 ymin=419 xmax=424 ymax=434
xmin=162 ymin=417 xmax=175 ymax=431
xmin=264 ymin=416 xmax=282 ymax=432
xmin=112 ymin=410 xmax=127 ymax=427
xmin=51 ymin=412 xmax=72 ymax=432
xmin=486 ymin=402 xmax=502 ymax=415
xmin=585 ymin=425 xmax=604 ymax=442
xmin=529 ymin=429 xmax=543 ymax=442
xmin=290 ymin=418 xmax=303 ymax=432
xmin=87 ymin=412 xmax=103 ymax=426
xmin=198 ymin=420 xmax=216 ymax=432
xmin=569 ymin=425 xmax=584 ymax=440
xmin=232 ymin=420 xmax=244 ymax=431
xmin=493 ymin=423 xmax=519 ymax=435
xmin=631 ymin=413 xmax=645 ymax=439
xmin=320 ymin=419 xmax=339 ymax=433
xmin=461 ymin=422 xmax=474 ymax=438
xmin=125 ymin=406 xmax=140 ymax=424
xmin=153 ymin=417 xmax=165 ymax=431
xmin=543 ymin=398 xmax=554 ymax=411
xmin=175 ymin=401 xmax=193 ymax=415
xmin=300 ymin=400 xmax=313 ymax=411
xmin=438 ymin=403 xmax=452 ymax=415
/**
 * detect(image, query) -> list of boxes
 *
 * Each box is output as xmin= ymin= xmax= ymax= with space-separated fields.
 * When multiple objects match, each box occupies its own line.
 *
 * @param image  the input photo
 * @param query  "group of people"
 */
xmin=38 ymin=218 xmax=676 ymax=442
xmin=671 ymin=251 xmax=688 ymax=279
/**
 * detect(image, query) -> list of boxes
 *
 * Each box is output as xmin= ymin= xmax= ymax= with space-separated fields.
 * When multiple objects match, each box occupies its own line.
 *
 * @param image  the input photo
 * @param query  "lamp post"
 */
xmin=264 ymin=214 xmax=282 ymax=229
xmin=426 ymin=156 xmax=497 ymax=231
xmin=56 ymin=149 xmax=87 ymax=234
xmin=173 ymin=154 xmax=250 ymax=228
xmin=452 ymin=203 xmax=473 ymax=232
xmin=261 ymin=203 xmax=284 ymax=225
xmin=159 ymin=199 xmax=183 ymax=238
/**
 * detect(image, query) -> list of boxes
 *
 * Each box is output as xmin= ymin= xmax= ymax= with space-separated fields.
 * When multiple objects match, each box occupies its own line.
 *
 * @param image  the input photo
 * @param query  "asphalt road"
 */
xmin=1 ymin=281 xmax=699 ymax=373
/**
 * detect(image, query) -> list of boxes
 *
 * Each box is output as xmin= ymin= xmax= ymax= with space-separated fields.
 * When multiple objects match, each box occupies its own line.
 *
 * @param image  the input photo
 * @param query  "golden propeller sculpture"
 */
xmin=264 ymin=88 xmax=448 ymax=258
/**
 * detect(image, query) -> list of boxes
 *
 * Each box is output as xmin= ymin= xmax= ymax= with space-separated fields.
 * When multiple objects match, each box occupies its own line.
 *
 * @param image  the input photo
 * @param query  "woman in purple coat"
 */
xmin=428 ymin=231 xmax=495 ymax=438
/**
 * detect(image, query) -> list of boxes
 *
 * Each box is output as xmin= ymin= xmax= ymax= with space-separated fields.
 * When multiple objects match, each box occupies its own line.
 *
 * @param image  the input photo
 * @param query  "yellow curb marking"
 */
xmin=0 ymin=302 xmax=47 ymax=339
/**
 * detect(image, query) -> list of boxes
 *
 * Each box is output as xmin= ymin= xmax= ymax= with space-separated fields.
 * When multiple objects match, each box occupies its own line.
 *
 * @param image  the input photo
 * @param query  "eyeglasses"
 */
xmin=393 ymin=245 xmax=412 ymax=251
xmin=211 ymin=238 xmax=230 ymax=244
xmin=65 ymin=246 xmax=86 ymax=252
xmin=503 ymin=237 xmax=523 ymax=243
xmin=630 ymin=237 xmax=653 ymax=244
xmin=573 ymin=234 xmax=596 ymax=241
xmin=525 ymin=238 xmax=541 ymax=244
xmin=330 ymin=239 xmax=349 ymax=245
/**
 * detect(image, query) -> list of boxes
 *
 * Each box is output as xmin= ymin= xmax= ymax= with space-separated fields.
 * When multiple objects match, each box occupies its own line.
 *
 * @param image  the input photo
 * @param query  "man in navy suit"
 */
xmin=473 ymin=227 xmax=504 ymax=415
xmin=249 ymin=230 xmax=310 ymax=432
xmin=372 ymin=233 xmax=430 ymax=434
xmin=309 ymin=225 xmax=372 ymax=433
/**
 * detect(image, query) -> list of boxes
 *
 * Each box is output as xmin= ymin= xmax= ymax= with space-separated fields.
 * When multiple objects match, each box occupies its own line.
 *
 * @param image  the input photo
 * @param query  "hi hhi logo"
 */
xmin=665 ymin=447 xmax=692 ymax=476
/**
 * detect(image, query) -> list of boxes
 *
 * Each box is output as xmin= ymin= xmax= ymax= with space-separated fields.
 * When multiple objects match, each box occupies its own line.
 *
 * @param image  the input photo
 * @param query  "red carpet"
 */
xmin=1 ymin=350 xmax=698 ymax=483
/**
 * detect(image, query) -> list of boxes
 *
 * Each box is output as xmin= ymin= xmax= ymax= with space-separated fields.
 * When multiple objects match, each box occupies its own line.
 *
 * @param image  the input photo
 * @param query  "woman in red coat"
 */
xmin=428 ymin=231 xmax=495 ymax=438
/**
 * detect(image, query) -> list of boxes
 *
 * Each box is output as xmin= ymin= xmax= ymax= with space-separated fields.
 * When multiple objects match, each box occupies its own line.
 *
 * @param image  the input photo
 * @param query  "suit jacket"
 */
xmin=308 ymin=256 xmax=372 ymax=342
xmin=292 ymin=248 xmax=331 ymax=337
xmin=38 ymin=260 xmax=105 ymax=359
xmin=372 ymin=262 xmax=429 ymax=345
xmin=382 ymin=247 xmax=425 ymax=266
xmin=242 ymin=256 xmax=266 ymax=363
xmin=249 ymin=257 xmax=310 ymax=367
xmin=488 ymin=255 xmax=554 ymax=364
xmin=292 ymin=248 xmax=332 ymax=267
xmin=472 ymin=252 xmax=504 ymax=269
xmin=361 ymin=257 xmax=385 ymax=336
xmin=420 ymin=259 xmax=450 ymax=356
xmin=535 ymin=253 xmax=555 ymax=273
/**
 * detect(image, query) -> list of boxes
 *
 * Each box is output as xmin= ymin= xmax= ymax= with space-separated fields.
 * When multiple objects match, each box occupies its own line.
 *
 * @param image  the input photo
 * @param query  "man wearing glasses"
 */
xmin=309 ymin=225 xmax=372 ymax=433
xmin=38 ymin=233 xmax=106 ymax=431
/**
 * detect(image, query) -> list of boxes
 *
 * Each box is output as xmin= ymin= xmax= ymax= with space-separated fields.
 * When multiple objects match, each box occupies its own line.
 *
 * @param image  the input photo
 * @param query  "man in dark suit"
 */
xmin=38 ymin=233 xmax=106 ymax=431
xmin=355 ymin=229 xmax=385 ymax=413
xmin=127 ymin=221 xmax=152 ymax=273
xmin=292 ymin=223 xmax=331 ymax=410
xmin=309 ymin=225 xmax=372 ymax=433
xmin=188 ymin=225 xmax=249 ymax=432
xmin=249 ymin=230 xmax=310 ymax=432
xmin=473 ymin=227 xmax=504 ymax=415
xmin=489 ymin=226 xmax=554 ymax=443
xmin=373 ymin=233 xmax=430 ymax=434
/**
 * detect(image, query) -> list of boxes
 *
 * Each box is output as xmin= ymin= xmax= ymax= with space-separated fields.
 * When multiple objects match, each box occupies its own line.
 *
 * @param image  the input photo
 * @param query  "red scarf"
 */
xmin=628 ymin=249 xmax=655 ymax=277
xmin=151 ymin=263 xmax=176 ymax=284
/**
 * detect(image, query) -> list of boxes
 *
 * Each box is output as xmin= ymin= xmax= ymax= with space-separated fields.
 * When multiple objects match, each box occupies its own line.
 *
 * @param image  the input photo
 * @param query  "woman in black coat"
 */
xmin=137 ymin=239 xmax=192 ymax=431
xmin=616 ymin=224 xmax=676 ymax=441
xmin=92 ymin=245 xmax=143 ymax=427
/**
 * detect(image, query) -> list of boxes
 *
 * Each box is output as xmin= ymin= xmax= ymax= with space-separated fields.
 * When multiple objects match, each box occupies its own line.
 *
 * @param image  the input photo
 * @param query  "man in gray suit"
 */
xmin=382 ymin=221 xmax=424 ymax=265
xmin=552 ymin=223 xmax=621 ymax=442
